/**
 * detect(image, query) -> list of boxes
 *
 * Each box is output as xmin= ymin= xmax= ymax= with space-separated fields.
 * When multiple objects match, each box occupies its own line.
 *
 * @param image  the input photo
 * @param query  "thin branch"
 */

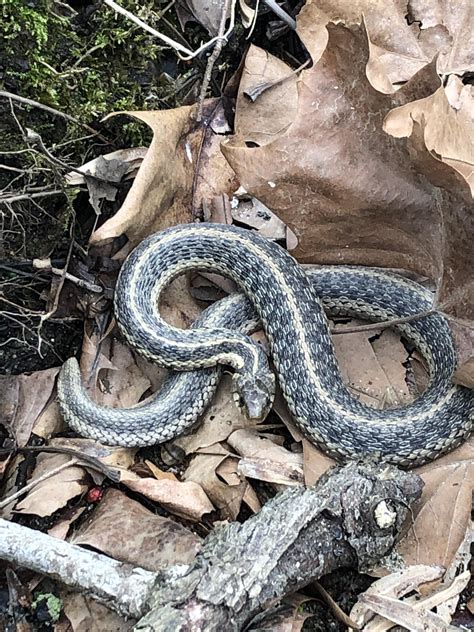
xmin=25 ymin=129 xmax=109 ymax=184
xmin=103 ymin=0 xmax=237 ymax=61
xmin=196 ymin=0 xmax=232 ymax=122
xmin=331 ymin=309 xmax=437 ymax=335
xmin=0 ymin=165 xmax=24 ymax=174
xmin=0 ymin=459 xmax=79 ymax=510
xmin=0 ymin=519 xmax=156 ymax=618
xmin=0 ymin=91 xmax=107 ymax=141
xmin=0 ymin=190 xmax=64 ymax=204
xmin=0 ymin=446 xmax=121 ymax=482
xmin=262 ymin=0 xmax=296 ymax=29
xmin=32 ymin=258 xmax=102 ymax=293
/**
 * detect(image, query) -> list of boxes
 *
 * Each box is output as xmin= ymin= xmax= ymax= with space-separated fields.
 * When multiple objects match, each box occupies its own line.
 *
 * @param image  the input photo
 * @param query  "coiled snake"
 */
xmin=58 ymin=223 xmax=473 ymax=467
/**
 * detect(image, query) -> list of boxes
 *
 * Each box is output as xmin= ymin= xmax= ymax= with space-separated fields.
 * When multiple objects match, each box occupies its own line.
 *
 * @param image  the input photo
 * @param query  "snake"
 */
xmin=57 ymin=223 xmax=473 ymax=467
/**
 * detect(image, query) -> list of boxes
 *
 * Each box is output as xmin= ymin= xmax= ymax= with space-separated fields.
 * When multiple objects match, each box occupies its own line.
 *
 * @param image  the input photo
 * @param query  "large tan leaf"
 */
xmin=120 ymin=469 xmax=214 ymax=522
xmin=183 ymin=448 xmax=247 ymax=520
xmin=222 ymin=21 xmax=473 ymax=328
xmin=70 ymin=488 xmax=201 ymax=571
xmin=384 ymin=76 xmax=474 ymax=194
xmin=0 ymin=367 xmax=59 ymax=447
xmin=91 ymin=101 xmax=236 ymax=246
xmin=14 ymin=454 xmax=88 ymax=517
xmin=394 ymin=438 xmax=474 ymax=570
xmin=298 ymin=0 xmax=474 ymax=91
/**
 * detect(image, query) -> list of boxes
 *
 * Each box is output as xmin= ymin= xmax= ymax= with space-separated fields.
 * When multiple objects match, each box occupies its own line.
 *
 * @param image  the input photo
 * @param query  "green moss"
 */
xmin=1 ymin=0 xmax=203 ymax=146
xmin=32 ymin=593 xmax=63 ymax=623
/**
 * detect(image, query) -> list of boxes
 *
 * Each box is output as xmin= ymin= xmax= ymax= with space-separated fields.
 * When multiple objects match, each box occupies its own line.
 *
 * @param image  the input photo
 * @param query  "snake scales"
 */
xmin=58 ymin=223 xmax=473 ymax=467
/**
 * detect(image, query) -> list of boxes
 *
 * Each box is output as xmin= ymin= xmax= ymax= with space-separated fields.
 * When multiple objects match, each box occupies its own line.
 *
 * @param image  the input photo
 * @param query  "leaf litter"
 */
xmin=1 ymin=1 xmax=473 ymax=630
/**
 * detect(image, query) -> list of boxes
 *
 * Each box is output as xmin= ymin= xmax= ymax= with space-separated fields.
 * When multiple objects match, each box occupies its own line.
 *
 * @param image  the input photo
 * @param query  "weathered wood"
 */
xmin=0 ymin=518 xmax=155 ymax=618
xmin=136 ymin=462 xmax=422 ymax=630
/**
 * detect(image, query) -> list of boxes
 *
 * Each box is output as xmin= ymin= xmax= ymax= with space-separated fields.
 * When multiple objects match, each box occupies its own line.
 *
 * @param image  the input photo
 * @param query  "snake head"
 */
xmin=232 ymin=371 xmax=275 ymax=420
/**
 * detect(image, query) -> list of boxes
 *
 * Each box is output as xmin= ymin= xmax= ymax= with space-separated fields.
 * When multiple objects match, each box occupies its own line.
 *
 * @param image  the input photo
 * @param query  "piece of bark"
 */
xmin=0 ymin=462 xmax=422 ymax=628
xmin=136 ymin=461 xmax=422 ymax=630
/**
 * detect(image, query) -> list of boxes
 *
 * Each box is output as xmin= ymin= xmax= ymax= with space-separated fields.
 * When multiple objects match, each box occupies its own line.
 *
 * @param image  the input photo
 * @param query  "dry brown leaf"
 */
xmin=183 ymin=450 xmax=246 ymax=520
xmin=0 ymin=367 xmax=58 ymax=447
xmin=231 ymin=198 xmax=287 ymax=241
xmin=178 ymin=0 xmax=230 ymax=36
xmin=14 ymin=454 xmax=88 ymax=517
xmin=384 ymin=76 xmax=474 ymax=194
xmin=61 ymin=591 xmax=133 ymax=632
xmin=93 ymin=341 xmax=150 ymax=409
xmin=238 ymin=456 xmax=303 ymax=487
xmin=297 ymin=0 xmax=474 ymax=91
xmin=272 ymin=391 xmax=335 ymax=486
xmin=66 ymin=147 xmax=147 ymax=185
xmin=91 ymin=101 xmax=236 ymax=246
xmin=302 ymin=439 xmax=336 ymax=487
xmin=172 ymin=375 xmax=255 ymax=454
xmin=242 ymin=482 xmax=262 ymax=514
xmin=370 ymin=329 xmax=412 ymax=404
xmin=393 ymin=438 xmax=474 ymax=570
xmin=160 ymin=274 xmax=203 ymax=329
xmin=33 ymin=399 xmax=64 ymax=440
xmin=350 ymin=565 xmax=444 ymax=629
xmin=70 ymin=488 xmax=201 ymax=571
xmin=222 ymin=19 xmax=473 ymax=331
xmin=447 ymin=319 xmax=474 ymax=388
xmin=78 ymin=329 xmax=115 ymax=396
xmin=332 ymin=324 xmax=404 ymax=407
xmin=144 ymin=460 xmax=178 ymax=481
xmin=227 ymin=428 xmax=304 ymax=487
xmin=72 ymin=274 xmax=202 ymax=420
xmin=0 ymin=454 xmax=26 ymax=518
xmin=120 ymin=469 xmax=213 ymax=522
xmin=359 ymin=592 xmax=464 ymax=631
xmin=407 ymin=0 xmax=474 ymax=76
xmin=235 ymin=47 xmax=299 ymax=146
xmin=47 ymin=506 xmax=86 ymax=540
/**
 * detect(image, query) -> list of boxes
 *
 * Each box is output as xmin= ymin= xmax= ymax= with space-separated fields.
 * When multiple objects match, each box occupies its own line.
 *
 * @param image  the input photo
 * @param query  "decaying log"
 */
xmin=137 ymin=461 xmax=422 ymax=630
xmin=0 ymin=462 xmax=422 ymax=630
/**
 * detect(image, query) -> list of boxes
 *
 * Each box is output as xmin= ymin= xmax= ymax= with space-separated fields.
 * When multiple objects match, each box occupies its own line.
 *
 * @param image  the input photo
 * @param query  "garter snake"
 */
xmin=58 ymin=223 xmax=473 ymax=467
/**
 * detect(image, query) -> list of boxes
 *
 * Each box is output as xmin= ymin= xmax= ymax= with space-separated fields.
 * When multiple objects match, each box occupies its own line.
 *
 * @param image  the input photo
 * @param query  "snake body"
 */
xmin=58 ymin=223 xmax=473 ymax=466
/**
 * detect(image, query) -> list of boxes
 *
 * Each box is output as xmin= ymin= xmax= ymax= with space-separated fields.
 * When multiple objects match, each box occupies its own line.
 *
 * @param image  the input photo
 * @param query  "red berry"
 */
xmin=87 ymin=487 xmax=103 ymax=503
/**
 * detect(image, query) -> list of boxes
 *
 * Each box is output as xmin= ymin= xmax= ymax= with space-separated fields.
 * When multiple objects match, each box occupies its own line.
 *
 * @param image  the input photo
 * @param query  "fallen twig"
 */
xmin=196 ymin=0 xmax=232 ymax=122
xmin=103 ymin=0 xmax=237 ymax=61
xmin=0 ymin=190 xmax=65 ymax=204
xmin=0 ymin=519 xmax=155 ymax=618
xmin=331 ymin=309 xmax=437 ymax=335
xmin=0 ymin=446 xmax=121 ymax=483
xmin=0 ymin=458 xmax=80 ymax=510
xmin=32 ymin=258 xmax=102 ymax=293
xmin=262 ymin=0 xmax=296 ymax=29
xmin=0 ymin=91 xmax=107 ymax=141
